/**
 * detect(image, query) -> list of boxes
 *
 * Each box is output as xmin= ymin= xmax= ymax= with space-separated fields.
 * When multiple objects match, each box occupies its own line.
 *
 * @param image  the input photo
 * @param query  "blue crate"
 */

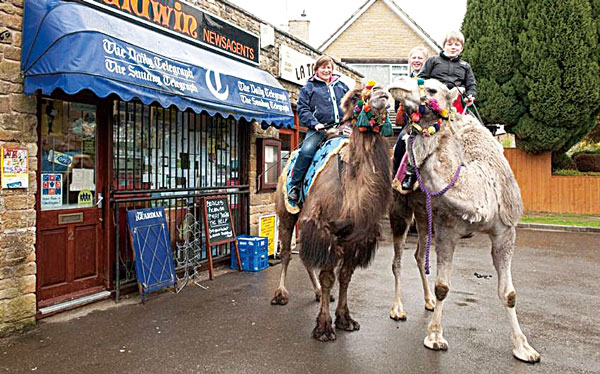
xmin=231 ymin=235 xmax=269 ymax=271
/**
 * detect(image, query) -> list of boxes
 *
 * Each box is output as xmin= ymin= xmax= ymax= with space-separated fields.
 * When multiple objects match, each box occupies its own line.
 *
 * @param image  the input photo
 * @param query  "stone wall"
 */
xmin=0 ymin=0 xmax=38 ymax=336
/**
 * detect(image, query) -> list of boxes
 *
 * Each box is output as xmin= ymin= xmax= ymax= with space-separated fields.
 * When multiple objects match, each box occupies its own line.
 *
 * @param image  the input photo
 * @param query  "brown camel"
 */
xmin=387 ymin=76 xmax=540 ymax=363
xmin=271 ymin=85 xmax=392 ymax=342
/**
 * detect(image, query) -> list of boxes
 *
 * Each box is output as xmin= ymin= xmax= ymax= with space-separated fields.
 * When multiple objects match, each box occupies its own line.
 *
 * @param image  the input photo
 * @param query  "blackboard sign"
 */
xmin=201 ymin=196 xmax=241 ymax=278
xmin=203 ymin=196 xmax=235 ymax=245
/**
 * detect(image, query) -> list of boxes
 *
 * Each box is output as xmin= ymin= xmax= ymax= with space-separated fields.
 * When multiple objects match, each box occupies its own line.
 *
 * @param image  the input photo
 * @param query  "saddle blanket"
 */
xmin=283 ymin=137 xmax=349 ymax=214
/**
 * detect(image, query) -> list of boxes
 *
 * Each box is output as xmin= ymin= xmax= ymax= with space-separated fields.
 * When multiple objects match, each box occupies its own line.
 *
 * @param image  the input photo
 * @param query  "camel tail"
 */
xmin=299 ymin=220 xmax=335 ymax=269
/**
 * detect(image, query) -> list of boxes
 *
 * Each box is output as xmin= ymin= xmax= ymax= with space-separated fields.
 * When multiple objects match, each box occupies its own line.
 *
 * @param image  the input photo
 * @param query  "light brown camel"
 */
xmin=271 ymin=85 xmax=392 ymax=342
xmin=387 ymin=76 xmax=540 ymax=363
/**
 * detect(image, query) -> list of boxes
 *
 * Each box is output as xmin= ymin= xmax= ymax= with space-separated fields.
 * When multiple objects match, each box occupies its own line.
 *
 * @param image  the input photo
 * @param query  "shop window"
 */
xmin=40 ymin=98 xmax=97 ymax=210
xmin=257 ymin=138 xmax=281 ymax=192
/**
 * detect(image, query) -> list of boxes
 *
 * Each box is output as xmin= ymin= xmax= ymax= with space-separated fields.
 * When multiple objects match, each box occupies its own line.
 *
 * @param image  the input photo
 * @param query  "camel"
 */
xmin=271 ymin=85 xmax=392 ymax=342
xmin=386 ymin=76 xmax=540 ymax=363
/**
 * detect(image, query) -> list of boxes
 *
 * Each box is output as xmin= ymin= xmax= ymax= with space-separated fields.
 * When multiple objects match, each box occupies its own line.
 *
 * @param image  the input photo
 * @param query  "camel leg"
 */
xmin=424 ymin=229 xmax=457 ymax=351
xmin=414 ymin=213 xmax=435 ymax=311
xmin=312 ymin=265 xmax=337 ymax=342
xmin=271 ymin=214 xmax=298 ymax=305
xmin=389 ymin=207 xmax=410 ymax=321
xmin=307 ymin=268 xmax=335 ymax=303
xmin=335 ymin=263 xmax=360 ymax=331
xmin=491 ymin=227 xmax=540 ymax=363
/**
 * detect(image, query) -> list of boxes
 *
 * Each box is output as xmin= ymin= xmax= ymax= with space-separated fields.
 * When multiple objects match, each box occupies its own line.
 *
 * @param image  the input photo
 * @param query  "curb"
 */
xmin=517 ymin=223 xmax=600 ymax=233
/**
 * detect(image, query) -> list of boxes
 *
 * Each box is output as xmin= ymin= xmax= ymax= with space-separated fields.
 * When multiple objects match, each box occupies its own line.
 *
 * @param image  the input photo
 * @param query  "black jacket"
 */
xmin=418 ymin=52 xmax=477 ymax=97
xmin=297 ymin=75 xmax=349 ymax=129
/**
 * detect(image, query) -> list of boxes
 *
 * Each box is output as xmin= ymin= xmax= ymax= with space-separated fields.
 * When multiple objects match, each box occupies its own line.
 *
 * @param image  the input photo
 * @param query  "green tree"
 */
xmin=462 ymin=0 xmax=600 ymax=161
xmin=515 ymin=0 xmax=600 ymax=154
xmin=462 ymin=0 xmax=527 ymax=126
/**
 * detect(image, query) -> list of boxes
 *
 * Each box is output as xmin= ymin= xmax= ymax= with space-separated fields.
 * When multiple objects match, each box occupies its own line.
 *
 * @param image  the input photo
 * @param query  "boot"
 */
xmin=401 ymin=172 xmax=418 ymax=191
xmin=288 ymin=186 xmax=300 ymax=204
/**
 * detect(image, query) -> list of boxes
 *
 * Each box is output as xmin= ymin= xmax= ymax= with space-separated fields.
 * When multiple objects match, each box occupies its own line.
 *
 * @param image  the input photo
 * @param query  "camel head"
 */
xmin=388 ymin=77 xmax=460 ymax=136
xmin=341 ymin=82 xmax=392 ymax=136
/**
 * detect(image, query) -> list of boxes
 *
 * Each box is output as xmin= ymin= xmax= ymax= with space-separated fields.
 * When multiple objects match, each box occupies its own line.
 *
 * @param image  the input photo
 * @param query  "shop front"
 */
xmin=21 ymin=0 xmax=293 ymax=311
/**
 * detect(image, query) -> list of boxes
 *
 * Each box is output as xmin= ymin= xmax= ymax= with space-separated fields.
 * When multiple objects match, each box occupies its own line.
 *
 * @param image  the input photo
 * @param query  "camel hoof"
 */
xmin=271 ymin=289 xmax=289 ymax=305
xmin=424 ymin=334 xmax=448 ymax=351
xmin=335 ymin=316 xmax=361 ymax=331
xmin=389 ymin=307 xmax=407 ymax=321
xmin=312 ymin=326 xmax=337 ymax=342
xmin=513 ymin=343 xmax=541 ymax=363
xmin=425 ymin=300 xmax=436 ymax=311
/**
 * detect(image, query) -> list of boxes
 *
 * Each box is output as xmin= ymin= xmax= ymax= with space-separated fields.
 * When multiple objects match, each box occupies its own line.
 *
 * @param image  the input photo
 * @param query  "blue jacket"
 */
xmin=297 ymin=74 xmax=349 ymax=129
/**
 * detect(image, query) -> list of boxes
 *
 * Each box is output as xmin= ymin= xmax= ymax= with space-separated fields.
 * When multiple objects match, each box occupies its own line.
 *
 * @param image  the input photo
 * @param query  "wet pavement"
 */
xmin=1 ymin=226 xmax=599 ymax=373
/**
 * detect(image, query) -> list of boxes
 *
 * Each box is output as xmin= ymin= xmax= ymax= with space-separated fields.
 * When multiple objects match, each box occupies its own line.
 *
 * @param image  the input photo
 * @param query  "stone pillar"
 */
xmin=249 ymin=123 xmax=278 ymax=236
xmin=0 ymin=0 xmax=38 ymax=336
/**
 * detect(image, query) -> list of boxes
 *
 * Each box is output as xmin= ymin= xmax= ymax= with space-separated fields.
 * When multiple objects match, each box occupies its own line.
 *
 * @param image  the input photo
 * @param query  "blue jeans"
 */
xmin=290 ymin=129 xmax=327 ymax=188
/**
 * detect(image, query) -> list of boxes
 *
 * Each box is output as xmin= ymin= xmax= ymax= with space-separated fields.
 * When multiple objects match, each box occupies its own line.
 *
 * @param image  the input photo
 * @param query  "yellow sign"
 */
xmin=259 ymin=214 xmax=278 ymax=256
xmin=77 ymin=189 xmax=93 ymax=206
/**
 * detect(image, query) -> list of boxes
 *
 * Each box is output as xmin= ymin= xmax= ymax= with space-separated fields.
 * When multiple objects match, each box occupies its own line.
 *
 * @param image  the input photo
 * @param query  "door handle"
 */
xmin=96 ymin=192 xmax=104 ymax=222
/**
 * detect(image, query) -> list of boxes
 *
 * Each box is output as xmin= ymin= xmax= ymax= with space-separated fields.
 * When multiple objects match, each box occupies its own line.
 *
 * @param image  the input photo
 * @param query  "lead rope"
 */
xmin=408 ymin=135 xmax=462 ymax=275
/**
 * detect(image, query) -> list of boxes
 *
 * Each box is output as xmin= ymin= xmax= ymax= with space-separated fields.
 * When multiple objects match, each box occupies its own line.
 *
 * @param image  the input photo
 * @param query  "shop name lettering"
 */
xmin=103 ymin=39 xmax=198 ymax=93
xmin=135 ymin=210 xmax=163 ymax=221
xmin=99 ymin=0 xmax=256 ymax=61
xmin=238 ymin=82 xmax=290 ymax=113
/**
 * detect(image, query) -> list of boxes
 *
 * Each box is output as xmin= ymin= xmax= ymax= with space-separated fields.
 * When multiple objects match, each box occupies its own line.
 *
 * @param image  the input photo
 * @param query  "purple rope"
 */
xmin=408 ymin=135 xmax=462 ymax=275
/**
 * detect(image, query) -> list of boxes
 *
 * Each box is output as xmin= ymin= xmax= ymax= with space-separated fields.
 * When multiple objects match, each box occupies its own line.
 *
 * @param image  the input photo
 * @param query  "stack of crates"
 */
xmin=231 ymin=235 xmax=269 ymax=271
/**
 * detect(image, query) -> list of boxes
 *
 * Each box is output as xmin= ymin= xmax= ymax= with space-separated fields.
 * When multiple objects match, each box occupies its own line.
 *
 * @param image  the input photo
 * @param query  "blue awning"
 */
xmin=21 ymin=0 xmax=294 ymax=128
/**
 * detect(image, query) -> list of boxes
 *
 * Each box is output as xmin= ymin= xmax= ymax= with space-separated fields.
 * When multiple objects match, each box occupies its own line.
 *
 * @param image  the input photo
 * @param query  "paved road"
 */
xmin=1 ymin=227 xmax=599 ymax=373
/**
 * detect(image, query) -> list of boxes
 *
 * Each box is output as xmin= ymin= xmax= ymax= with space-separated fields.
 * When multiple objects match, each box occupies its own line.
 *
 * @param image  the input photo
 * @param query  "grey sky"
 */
xmin=227 ymin=0 xmax=467 ymax=48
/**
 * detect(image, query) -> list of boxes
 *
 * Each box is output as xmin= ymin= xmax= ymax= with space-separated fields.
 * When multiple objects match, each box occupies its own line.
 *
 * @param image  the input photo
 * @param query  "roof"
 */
xmin=318 ymin=0 xmax=441 ymax=52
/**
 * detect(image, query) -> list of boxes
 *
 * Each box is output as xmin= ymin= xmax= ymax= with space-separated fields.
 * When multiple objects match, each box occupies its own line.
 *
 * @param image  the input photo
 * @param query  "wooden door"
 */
xmin=36 ymin=98 xmax=107 ymax=308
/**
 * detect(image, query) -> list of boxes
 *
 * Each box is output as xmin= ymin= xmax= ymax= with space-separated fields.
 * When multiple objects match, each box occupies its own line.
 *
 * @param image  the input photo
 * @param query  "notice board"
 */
xmin=201 ymin=196 xmax=241 ymax=278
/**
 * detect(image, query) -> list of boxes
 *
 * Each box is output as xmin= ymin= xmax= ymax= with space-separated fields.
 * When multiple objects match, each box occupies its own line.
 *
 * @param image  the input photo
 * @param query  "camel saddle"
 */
xmin=283 ymin=136 xmax=349 ymax=214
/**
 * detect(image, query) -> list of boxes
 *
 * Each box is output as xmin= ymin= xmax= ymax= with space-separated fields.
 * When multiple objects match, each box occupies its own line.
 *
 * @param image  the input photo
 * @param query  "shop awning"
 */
xmin=21 ymin=0 xmax=294 ymax=128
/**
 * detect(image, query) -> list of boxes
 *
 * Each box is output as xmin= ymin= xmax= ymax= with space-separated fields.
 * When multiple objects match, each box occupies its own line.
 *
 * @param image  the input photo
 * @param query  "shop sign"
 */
xmin=82 ymin=0 xmax=260 ymax=65
xmin=41 ymin=173 xmax=63 ymax=208
xmin=278 ymin=45 xmax=358 ymax=89
xmin=1 ymin=147 xmax=29 ymax=189
xmin=259 ymin=214 xmax=278 ymax=257
xmin=98 ymin=36 xmax=291 ymax=115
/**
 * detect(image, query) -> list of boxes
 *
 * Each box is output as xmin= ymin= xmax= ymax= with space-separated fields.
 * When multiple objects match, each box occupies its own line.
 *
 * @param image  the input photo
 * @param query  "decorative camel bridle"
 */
xmin=406 ymin=79 xmax=463 ymax=275
xmin=350 ymin=80 xmax=393 ymax=136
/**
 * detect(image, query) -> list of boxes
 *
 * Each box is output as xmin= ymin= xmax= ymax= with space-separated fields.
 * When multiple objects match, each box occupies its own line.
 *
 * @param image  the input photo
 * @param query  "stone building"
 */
xmin=320 ymin=0 xmax=440 ymax=87
xmin=0 ymin=0 xmax=361 ymax=335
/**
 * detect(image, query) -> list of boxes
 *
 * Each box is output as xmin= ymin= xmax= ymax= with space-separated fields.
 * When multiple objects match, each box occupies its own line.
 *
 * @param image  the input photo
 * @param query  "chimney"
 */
xmin=288 ymin=10 xmax=309 ymax=43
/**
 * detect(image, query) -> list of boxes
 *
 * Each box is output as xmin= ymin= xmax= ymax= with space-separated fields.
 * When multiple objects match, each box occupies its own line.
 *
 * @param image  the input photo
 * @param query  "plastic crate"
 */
xmin=231 ymin=235 xmax=269 ymax=271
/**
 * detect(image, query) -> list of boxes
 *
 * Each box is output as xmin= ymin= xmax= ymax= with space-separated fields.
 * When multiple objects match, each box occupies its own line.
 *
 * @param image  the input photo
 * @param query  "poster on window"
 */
xmin=1 ymin=147 xmax=29 ymax=189
xmin=41 ymin=173 xmax=63 ymax=208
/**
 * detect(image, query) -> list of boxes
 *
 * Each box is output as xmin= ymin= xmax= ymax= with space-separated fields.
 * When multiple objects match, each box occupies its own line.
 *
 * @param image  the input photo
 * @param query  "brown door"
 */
xmin=36 ymin=98 xmax=107 ymax=308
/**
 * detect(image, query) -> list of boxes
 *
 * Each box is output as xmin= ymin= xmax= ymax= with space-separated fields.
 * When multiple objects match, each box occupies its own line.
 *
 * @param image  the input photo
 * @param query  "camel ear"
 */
xmin=387 ymin=77 xmax=417 ymax=101
xmin=448 ymin=87 xmax=460 ymax=105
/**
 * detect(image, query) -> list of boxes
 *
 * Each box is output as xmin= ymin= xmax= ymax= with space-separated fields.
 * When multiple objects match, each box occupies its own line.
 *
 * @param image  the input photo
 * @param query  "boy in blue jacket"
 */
xmin=288 ymin=55 xmax=349 ymax=204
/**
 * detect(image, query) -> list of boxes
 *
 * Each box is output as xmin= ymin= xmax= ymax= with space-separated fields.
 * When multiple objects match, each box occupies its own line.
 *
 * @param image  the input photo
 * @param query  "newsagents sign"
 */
xmin=81 ymin=0 xmax=260 ymax=65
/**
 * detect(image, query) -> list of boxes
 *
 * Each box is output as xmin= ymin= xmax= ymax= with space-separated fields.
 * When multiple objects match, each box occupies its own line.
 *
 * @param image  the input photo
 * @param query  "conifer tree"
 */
xmin=462 ymin=0 xmax=600 ymax=158
xmin=515 ymin=0 xmax=600 ymax=153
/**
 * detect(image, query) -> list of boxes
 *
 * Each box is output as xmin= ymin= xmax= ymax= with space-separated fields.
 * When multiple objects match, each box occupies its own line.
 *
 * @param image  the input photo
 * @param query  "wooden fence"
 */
xmin=503 ymin=148 xmax=600 ymax=214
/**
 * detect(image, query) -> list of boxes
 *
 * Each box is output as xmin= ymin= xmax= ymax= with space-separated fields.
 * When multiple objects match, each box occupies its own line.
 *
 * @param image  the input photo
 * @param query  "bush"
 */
xmin=552 ymin=152 xmax=577 ymax=170
xmin=553 ymin=169 xmax=600 ymax=176
xmin=573 ymin=153 xmax=600 ymax=172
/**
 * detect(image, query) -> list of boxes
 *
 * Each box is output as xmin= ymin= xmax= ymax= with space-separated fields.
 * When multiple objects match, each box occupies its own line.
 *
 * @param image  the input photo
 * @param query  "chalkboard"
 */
xmin=201 ymin=196 xmax=242 ymax=278
xmin=203 ymin=196 xmax=235 ymax=245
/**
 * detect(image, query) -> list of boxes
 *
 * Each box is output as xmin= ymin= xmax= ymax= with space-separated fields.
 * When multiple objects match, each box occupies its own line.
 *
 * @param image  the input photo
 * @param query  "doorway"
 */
xmin=36 ymin=98 xmax=108 ymax=308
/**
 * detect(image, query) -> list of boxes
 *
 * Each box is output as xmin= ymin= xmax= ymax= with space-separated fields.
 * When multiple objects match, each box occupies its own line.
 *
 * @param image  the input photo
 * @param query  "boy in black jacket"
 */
xmin=401 ymin=31 xmax=476 ymax=192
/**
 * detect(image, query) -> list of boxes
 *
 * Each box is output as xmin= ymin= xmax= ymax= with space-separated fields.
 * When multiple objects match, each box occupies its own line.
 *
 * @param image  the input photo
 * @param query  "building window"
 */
xmin=257 ymin=138 xmax=281 ymax=192
xmin=348 ymin=64 xmax=410 ymax=86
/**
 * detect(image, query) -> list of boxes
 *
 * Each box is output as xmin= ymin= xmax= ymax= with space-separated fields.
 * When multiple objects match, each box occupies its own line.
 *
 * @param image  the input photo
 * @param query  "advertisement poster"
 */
xmin=1 ymin=147 xmax=29 ymax=189
xmin=41 ymin=173 xmax=63 ymax=208
xmin=259 ymin=214 xmax=278 ymax=257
